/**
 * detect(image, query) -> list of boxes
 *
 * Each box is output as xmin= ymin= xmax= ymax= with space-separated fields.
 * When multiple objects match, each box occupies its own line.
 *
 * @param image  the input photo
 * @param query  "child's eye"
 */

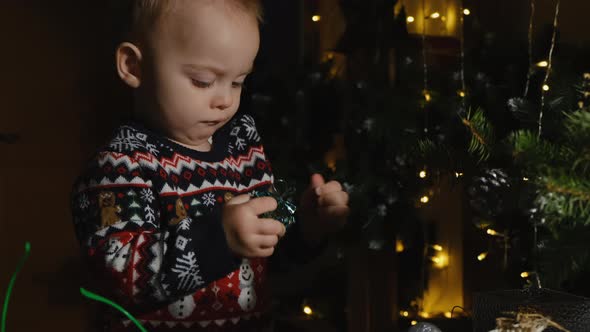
xmin=232 ymin=82 xmax=244 ymax=88
xmin=191 ymin=79 xmax=213 ymax=88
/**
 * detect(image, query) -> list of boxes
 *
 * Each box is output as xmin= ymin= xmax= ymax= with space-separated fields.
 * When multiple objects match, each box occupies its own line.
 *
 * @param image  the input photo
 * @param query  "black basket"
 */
xmin=472 ymin=288 xmax=590 ymax=332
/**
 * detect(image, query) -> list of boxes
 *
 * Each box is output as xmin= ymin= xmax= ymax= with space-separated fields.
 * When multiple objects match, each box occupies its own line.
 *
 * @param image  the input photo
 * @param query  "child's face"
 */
xmin=141 ymin=1 xmax=260 ymax=147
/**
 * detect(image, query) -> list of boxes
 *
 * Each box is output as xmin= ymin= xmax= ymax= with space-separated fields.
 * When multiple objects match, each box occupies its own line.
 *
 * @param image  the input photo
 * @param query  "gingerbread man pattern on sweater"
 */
xmin=72 ymin=113 xmax=275 ymax=331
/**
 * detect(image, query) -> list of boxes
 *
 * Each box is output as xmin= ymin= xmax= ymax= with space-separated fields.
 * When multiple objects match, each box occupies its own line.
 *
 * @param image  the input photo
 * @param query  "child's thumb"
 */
xmin=226 ymin=193 xmax=251 ymax=206
xmin=309 ymin=173 xmax=325 ymax=192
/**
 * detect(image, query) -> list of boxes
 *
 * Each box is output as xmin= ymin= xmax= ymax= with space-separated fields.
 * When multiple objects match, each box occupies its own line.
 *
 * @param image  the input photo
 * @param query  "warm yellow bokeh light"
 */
xmin=542 ymin=84 xmax=550 ymax=92
xmin=430 ymin=12 xmax=441 ymax=19
xmin=419 ymin=170 xmax=427 ymax=178
xmin=477 ymin=252 xmax=488 ymax=261
xmin=463 ymin=8 xmax=471 ymax=16
xmin=431 ymin=253 xmax=449 ymax=269
xmin=396 ymin=239 xmax=405 ymax=253
xmin=303 ymin=306 xmax=313 ymax=315
xmin=312 ymin=15 xmax=321 ymax=22
xmin=536 ymin=60 xmax=549 ymax=68
xmin=407 ymin=16 xmax=415 ymax=23
xmin=420 ymin=195 xmax=430 ymax=204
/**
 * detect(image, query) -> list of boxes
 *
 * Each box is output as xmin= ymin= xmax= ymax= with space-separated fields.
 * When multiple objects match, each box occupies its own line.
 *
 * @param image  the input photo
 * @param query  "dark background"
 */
xmin=1 ymin=1 xmax=589 ymax=331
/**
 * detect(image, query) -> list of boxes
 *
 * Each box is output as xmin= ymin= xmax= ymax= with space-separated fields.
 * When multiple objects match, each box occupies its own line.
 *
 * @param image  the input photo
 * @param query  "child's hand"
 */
xmin=222 ymin=194 xmax=286 ymax=258
xmin=300 ymin=174 xmax=350 ymax=246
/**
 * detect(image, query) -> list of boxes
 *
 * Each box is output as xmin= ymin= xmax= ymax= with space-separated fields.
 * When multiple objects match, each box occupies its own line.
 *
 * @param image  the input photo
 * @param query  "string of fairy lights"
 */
xmin=538 ymin=0 xmax=560 ymax=139
xmin=408 ymin=0 xmax=561 ymax=274
xmin=307 ymin=0 xmax=562 ymax=322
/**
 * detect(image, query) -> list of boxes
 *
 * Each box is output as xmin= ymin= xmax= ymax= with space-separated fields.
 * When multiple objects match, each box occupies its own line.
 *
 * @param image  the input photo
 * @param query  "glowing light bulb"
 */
xmin=407 ymin=16 xmax=415 ymax=23
xmin=400 ymin=310 xmax=409 ymax=317
xmin=487 ymin=229 xmax=498 ymax=236
xmin=477 ymin=252 xmax=488 ymax=261
xmin=419 ymin=311 xmax=430 ymax=318
xmin=521 ymin=272 xmax=530 ymax=278
xmin=542 ymin=84 xmax=550 ymax=92
xmin=458 ymin=90 xmax=466 ymax=98
xmin=303 ymin=306 xmax=313 ymax=315
xmin=419 ymin=170 xmax=427 ymax=178
xmin=463 ymin=8 xmax=471 ymax=16
xmin=396 ymin=239 xmax=405 ymax=253
xmin=312 ymin=15 xmax=321 ymax=22
xmin=536 ymin=60 xmax=549 ymax=68
xmin=430 ymin=12 xmax=441 ymax=19
xmin=431 ymin=253 xmax=449 ymax=269
xmin=432 ymin=244 xmax=443 ymax=251
xmin=420 ymin=195 xmax=430 ymax=204
xmin=523 ymin=177 xmax=530 ymax=181
xmin=445 ymin=311 xmax=453 ymax=318
xmin=411 ymin=320 xmax=418 ymax=326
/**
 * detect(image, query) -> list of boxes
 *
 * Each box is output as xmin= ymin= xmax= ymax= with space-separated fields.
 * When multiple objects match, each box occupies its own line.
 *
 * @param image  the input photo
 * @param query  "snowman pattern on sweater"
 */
xmin=168 ymin=295 xmax=197 ymax=319
xmin=237 ymin=259 xmax=257 ymax=312
xmin=104 ymin=234 xmax=132 ymax=273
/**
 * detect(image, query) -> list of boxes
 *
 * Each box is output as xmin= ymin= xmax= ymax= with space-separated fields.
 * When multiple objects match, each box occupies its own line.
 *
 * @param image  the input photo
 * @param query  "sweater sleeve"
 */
xmin=71 ymin=151 xmax=240 ymax=306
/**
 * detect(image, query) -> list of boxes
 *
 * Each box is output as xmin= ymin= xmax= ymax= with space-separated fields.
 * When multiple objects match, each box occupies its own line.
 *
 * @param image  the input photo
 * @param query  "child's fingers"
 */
xmin=226 ymin=193 xmax=251 ymax=205
xmin=309 ymin=173 xmax=326 ymax=191
xmin=247 ymin=196 xmax=278 ymax=215
xmin=318 ymin=191 xmax=349 ymax=206
xmin=255 ymin=247 xmax=275 ymax=258
xmin=257 ymin=218 xmax=286 ymax=237
xmin=255 ymin=234 xmax=280 ymax=249
xmin=315 ymin=180 xmax=343 ymax=195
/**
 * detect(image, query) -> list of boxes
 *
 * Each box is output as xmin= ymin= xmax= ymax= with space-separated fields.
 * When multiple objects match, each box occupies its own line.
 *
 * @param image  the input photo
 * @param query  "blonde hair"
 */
xmin=129 ymin=0 xmax=263 ymax=40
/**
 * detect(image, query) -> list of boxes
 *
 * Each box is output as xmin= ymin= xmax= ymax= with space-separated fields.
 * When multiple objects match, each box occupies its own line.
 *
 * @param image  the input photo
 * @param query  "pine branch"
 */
xmin=416 ymin=138 xmax=460 ymax=172
xmin=565 ymin=109 xmax=590 ymax=147
xmin=536 ymin=175 xmax=590 ymax=226
xmin=417 ymin=138 xmax=436 ymax=155
xmin=461 ymin=109 xmax=494 ymax=163
xmin=571 ymin=149 xmax=590 ymax=174
xmin=510 ymin=130 xmax=567 ymax=172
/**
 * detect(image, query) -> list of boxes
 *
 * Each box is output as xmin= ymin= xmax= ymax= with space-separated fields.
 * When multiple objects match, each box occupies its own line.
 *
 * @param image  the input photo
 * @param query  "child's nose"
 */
xmin=211 ymin=87 xmax=233 ymax=110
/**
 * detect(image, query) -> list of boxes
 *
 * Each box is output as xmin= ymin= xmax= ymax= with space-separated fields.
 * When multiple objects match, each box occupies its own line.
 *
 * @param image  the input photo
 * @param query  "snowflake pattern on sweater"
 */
xmin=72 ymin=114 xmax=275 ymax=331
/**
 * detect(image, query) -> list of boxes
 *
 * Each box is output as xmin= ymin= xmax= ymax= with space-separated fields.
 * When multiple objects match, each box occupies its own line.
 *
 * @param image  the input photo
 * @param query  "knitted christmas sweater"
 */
xmin=72 ymin=113 xmax=278 ymax=331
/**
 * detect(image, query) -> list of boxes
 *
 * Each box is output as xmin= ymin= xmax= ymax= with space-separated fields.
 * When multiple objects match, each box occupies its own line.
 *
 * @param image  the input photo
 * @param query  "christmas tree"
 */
xmin=247 ymin=0 xmax=590 ymax=330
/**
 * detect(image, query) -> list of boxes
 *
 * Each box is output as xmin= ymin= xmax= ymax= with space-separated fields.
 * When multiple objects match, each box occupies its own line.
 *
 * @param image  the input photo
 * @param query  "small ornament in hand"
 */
xmin=251 ymin=179 xmax=297 ymax=229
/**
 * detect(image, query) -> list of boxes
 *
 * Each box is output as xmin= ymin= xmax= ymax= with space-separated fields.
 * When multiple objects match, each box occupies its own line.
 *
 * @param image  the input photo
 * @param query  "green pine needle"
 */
xmin=510 ymin=130 xmax=565 ymax=169
xmin=462 ymin=108 xmax=494 ymax=163
xmin=537 ymin=174 xmax=590 ymax=227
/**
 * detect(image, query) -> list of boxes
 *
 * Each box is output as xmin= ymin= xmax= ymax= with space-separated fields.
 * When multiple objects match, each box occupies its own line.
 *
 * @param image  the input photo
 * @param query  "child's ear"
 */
xmin=115 ymin=42 xmax=143 ymax=88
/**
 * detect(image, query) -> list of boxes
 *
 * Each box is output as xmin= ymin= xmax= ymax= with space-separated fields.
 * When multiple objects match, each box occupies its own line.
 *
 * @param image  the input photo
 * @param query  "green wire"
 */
xmin=1 ymin=242 xmax=31 ymax=332
xmin=80 ymin=287 xmax=148 ymax=332
xmin=2 ymin=242 xmax=147 ymax=332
